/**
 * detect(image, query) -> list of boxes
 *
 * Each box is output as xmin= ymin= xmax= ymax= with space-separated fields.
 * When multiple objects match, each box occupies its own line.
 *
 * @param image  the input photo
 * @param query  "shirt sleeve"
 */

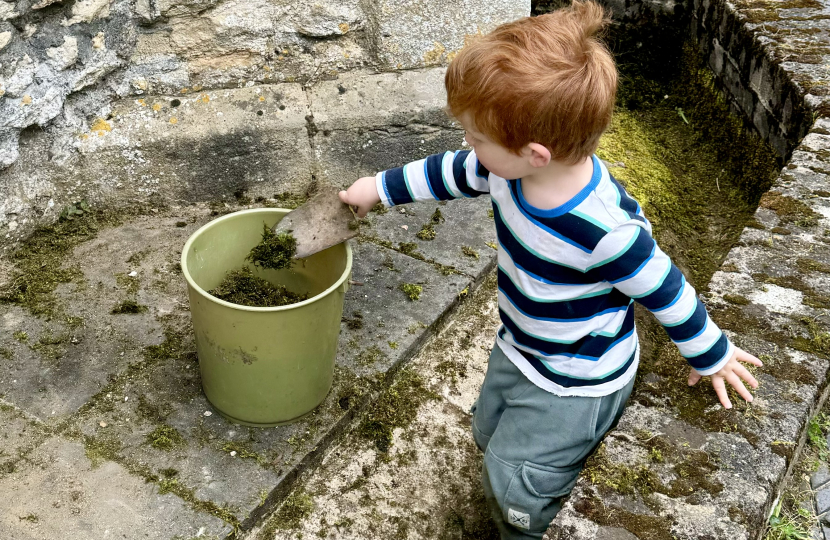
xmin=588 ymin=221 xmax=734 ymax=376
xmin=375 ymin=149 xmax=491 ymax=207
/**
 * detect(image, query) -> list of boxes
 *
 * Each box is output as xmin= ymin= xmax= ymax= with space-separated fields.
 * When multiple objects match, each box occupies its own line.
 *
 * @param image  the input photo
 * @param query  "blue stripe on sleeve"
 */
xmin=595 ymin=228 xmax=655 ymax=283
xmin=664 ymin=301 xmax=708 ymax=342
xmin=638 ymin=265 xmax=684 ymax=310
xmin=452 ymin=151 xmax=481 ymax=198
xmin=425 ymin=153 xmax=453 ymax=201
xmin=609 ymin=175 xmax=646 ymax=224
xmin=685 ymin=333 xmax=729 ymax=371
xmin=384 ymin=166 xmax=414 ymax=205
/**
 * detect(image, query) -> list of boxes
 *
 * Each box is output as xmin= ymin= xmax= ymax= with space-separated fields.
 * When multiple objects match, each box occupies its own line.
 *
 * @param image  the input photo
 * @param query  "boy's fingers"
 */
xmin=726 ymin=372 xmax=753 ymax=403
xmin=732 ymin=364 xmax=759 ymax=389
xmin=736 ymin=349 xmax=763 ymax=367
xmin=688 ymin=369 xmax=702 ymax=386
xmin=338 ymin=190 xmax=350 ymax=205
xmin=711 ymin=376 xmax=731 ymax=409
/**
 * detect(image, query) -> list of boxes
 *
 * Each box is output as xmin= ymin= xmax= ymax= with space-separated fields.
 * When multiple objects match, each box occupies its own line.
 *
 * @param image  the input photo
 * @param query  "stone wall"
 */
xmin=0 ymin=0 xmax=528 ymax=248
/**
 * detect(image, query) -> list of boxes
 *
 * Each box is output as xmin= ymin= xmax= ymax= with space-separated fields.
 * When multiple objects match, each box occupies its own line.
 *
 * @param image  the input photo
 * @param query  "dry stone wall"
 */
xmin=0 ymin=0 xmax=528 ymax=247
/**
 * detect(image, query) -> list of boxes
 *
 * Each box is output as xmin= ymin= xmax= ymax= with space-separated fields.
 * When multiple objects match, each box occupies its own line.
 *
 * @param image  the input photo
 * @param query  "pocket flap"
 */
xmin=521 ymin=462 xmax=581 ymax=498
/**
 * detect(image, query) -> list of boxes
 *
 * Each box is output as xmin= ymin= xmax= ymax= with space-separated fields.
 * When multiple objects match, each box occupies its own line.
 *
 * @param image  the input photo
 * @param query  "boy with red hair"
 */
xmin=339 ymin=2 xmax=761 ymax=537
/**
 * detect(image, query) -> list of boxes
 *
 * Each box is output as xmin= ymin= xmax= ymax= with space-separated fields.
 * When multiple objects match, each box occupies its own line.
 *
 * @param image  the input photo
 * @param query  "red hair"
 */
xmin=445 ymin=1 xmax=617 ymax=165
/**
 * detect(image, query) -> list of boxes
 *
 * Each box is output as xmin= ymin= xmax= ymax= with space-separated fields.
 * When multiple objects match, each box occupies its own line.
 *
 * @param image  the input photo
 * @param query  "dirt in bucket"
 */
xmin=208 ymin=267 xmax=308 ymax=307
xmin=245 ymin=224 xmax=297 ymax=271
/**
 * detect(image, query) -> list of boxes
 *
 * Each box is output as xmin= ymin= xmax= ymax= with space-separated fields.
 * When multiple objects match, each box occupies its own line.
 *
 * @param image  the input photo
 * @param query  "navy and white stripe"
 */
xmin=376 ymin=150 xmax=733 ymax=397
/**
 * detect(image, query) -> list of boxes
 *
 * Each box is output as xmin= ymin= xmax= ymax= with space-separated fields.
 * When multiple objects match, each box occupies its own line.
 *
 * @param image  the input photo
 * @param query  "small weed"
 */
xmin=13 ymin=331 xmax=28 ymax=343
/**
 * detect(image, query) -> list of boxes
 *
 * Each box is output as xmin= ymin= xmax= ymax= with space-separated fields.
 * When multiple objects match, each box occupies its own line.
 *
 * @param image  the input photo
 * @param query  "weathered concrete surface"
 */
xmin=361 ymin=195 xmax=497 ymax=278
xmin=308 ymin=68 xmax=462 ymax=187
xmin=244 ymin=271 xmax=501 ymax=540
xmin=545 ymin=119 xmax=830 ymax=539
xmin=0 ymin=437 xmax=230 ymax=539
xmin=0 ymin=0 xmax=528 ymax=241
xmin=0 ymin=196 xmax=497 ymax=537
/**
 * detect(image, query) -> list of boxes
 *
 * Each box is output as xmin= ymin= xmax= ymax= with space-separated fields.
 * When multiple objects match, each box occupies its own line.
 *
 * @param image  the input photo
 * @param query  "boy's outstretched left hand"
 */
xmin=687 ymin=347 xmax=763 ymax=409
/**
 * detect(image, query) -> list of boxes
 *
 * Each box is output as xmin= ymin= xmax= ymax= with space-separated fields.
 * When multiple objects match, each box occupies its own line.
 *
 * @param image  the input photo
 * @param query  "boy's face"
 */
xmin=458 ymin=112 xmax=537 ymax=180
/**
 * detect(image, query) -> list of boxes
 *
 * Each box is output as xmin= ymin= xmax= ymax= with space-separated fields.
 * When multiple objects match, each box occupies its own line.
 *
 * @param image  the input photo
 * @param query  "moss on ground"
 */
xmin=356 ymin=369 xmax=437 ymax=453
xmin=208 ymin=267 xmax=308 ymax=307
xmin=759 ymin=192 xmax=821 ymax=228
xmin=147 ymin=424 xmax=186 ymax=451
xmin=245 ymin=225 xmax=297 ymax=270
xmin=400 ymin=283 xmax=423 ymax=301
xmin=261 ymin=490 xmax=314 ymax=533
xmin=0 ymin=207 xmax=110 ymax=317
xmin=111 ymin=300 xmax=148 ymax=314
xmin=461 ymin=246 xmax=479 ymax=260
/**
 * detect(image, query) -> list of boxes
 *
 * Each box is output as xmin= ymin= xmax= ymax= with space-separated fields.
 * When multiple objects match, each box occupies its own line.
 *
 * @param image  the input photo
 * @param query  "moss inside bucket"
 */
xmin=245 ymin=225 xmax=298 ymax=271
xmin=208 ymin=267 xmax=308 ymax=307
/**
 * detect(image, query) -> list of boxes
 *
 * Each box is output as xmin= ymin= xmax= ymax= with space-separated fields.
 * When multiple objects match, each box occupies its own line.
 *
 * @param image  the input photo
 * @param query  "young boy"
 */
xmin=339 ymin=2 xmax=762 ymax=537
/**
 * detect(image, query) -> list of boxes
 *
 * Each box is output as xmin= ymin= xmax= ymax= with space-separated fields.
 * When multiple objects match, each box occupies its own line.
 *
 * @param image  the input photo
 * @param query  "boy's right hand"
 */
xmin=339 ymin=177 xmax=381 ymax=218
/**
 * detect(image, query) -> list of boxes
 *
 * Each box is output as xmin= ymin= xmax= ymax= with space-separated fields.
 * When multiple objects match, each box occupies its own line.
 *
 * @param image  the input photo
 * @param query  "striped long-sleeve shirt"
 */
xmin=376 ymin=150 xmax=734 ymax=397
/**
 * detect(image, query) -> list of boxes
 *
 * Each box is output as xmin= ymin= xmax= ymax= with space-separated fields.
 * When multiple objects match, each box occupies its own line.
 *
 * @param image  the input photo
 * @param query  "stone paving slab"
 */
xmin=362 ymin=196 xmax=497 ymax=278
xmin=0 ymin=437 xmax=230 ymax=540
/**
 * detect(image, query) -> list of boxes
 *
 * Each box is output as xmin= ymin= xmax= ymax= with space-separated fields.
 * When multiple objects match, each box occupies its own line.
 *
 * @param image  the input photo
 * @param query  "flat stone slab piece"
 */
xmin=813 ymin=464 xmax=830 ymax=491
xmin=71 ymin=83 xmax=314 ymax=202
xmin=373 ymin=0 xmax=529 ymax=69
xmin=0 ymin=437 xmax=230 ymax=539
xmin=362 ymin=196 xmax=497 ymax=278
xmin=0 ymin=212 xmax=200 ymax=424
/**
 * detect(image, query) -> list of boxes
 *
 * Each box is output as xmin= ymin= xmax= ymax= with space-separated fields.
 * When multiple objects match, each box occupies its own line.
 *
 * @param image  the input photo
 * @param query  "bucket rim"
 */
xmin=180 ymin=208 xmax=353 ymax=312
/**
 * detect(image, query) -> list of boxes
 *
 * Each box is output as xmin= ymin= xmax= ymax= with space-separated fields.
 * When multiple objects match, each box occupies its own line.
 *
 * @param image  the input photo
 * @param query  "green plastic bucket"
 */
xmin=181 ymin=208 xmax=352 ymax=427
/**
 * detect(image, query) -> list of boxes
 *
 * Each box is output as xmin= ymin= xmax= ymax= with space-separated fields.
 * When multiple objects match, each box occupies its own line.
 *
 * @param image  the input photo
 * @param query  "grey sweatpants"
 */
xmin=471 ymin=343 xmax=635 ymax=539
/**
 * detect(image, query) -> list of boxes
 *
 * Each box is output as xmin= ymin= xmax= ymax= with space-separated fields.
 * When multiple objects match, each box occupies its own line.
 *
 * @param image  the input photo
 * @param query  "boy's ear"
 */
xmin=525 ymin=143 xmax=551 ymax=168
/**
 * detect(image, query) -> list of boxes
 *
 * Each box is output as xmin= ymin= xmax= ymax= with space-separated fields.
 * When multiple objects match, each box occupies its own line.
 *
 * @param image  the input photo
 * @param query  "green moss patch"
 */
xmin=146 ymin=424 xmax=186 ymax=451
xmin=245 ymin=225 xmax=297 ymax=270
xmin=267 ymin=490 xmax=314 ymax=531
xmin=461 ymin=246 xmax=480 ymax=260
xmin=208 ymin=267 xmax=308 ymax=307
xmin=759 ymin=192 xmax=821 ymax=228
xmin=357 ymin=370 xmax=437 ymax=453
xmin=0 ymin=207 xmax=109 ymax=317
xmin=400 ymin=283 xmax=422 ymax=301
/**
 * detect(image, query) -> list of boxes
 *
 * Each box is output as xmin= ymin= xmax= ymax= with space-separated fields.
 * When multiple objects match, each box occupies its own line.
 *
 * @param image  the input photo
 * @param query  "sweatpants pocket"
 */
xmin=501 ymin=461 xmax=580 ymax=534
